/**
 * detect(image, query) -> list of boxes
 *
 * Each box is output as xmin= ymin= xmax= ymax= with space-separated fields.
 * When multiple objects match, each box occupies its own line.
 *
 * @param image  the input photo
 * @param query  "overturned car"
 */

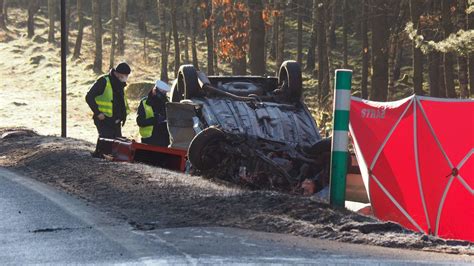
xmin=166 ymin=61 xmax=332 ymax=193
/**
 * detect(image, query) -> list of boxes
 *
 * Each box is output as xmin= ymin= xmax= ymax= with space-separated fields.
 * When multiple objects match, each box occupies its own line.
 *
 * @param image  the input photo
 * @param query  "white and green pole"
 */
xmin=329 ymin=69 xmax=352 ymax=207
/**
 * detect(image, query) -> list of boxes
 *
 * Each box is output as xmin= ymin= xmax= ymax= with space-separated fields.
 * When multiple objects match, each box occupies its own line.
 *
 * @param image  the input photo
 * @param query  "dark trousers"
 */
xmin=141 ymin=123 xmax=170 ymax=147
xmin=94 ymin=118 xmax=122 ymax=139
xmin=93 ymin=118 xmax=122 ymax=156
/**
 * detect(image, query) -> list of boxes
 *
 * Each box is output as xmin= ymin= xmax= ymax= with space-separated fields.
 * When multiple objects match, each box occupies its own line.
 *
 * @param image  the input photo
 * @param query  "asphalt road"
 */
xmin=0 ymin=168 xmax=472 ymax=265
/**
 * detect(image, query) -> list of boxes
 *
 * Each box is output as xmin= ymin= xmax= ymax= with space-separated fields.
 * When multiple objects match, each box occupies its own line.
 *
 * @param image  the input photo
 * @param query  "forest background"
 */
xmin=0 ymin=0 xmax=472 ymax=138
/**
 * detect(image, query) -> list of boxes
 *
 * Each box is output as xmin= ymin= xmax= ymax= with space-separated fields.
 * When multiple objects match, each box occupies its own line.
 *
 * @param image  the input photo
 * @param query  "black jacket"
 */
xmin=136 ymin=90 xmax=168 ymax=127
xmin=136 ymin=90 xmax=169 ymax=146
xmin=85 ymin=69 xmax=128 ymax=122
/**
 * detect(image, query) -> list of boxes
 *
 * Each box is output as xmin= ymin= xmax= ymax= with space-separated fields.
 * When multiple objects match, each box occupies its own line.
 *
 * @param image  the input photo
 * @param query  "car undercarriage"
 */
xmin=166 ymin=61 xmax=333 ymax=193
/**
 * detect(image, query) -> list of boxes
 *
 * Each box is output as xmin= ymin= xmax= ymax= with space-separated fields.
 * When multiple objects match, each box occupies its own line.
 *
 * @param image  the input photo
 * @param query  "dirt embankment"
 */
xmin=0 ymin=128 xmax=472 ymax=255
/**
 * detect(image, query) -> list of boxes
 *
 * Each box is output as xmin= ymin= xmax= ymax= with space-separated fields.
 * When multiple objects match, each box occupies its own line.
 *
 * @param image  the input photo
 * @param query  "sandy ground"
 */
xmin=0 ymin=8 xmax=171 ymax=143
xmin=0 ymin=128 xmax=473 ymax=256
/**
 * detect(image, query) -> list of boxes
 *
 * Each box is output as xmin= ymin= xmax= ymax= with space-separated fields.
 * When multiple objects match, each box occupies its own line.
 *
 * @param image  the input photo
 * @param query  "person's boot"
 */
xmin=91 ymin=138 xmax=104 ymax=158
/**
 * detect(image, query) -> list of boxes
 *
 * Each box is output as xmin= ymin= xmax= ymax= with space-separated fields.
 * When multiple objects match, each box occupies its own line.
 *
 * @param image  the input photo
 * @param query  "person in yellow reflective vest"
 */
xmin=136 ymin=80 xmax=170 ymax=147
xmin=86 ymin=62 xmax=131 ymax=156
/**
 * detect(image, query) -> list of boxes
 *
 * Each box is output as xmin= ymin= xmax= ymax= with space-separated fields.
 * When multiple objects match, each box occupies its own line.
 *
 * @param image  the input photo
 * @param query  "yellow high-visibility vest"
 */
xmin=139 ymin=97 xmax=154 ymax=138
xmin=94 ymin=75 xmax=113 ymax=117
xmin=94 ymin=75 xmax=130 ymax=117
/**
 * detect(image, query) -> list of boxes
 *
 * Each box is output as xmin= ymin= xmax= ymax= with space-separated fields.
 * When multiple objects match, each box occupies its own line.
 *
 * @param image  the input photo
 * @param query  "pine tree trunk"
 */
xmin=167 ymin=26 xmax=172 ymax=56
xmin=0 ymin=0 xmax=6 ymax=30
xmin=143 ymin=28 xmax=147 ymax=63
xmin=204 ymin=0 xmax=214 ymax=75
xmin=438 ymin=59 xmax=447 ymax=98
xmin=370 ymin=0 xmax=389 ymax=101
xmin=393 ymin=40 xmax=403 ymax=82
xmin=269 ymin=0 xmax=279 ymax=61
xmin=306 ymin=0 xmax=316 ymax=73
xmin=388 ymin=34 xmax=402 ymax=95
xmin=248 ymin=0 xmax=266 ymax=75
xmin=92 ymin=0 xmax=103 ymax=73
xmin=342 ymin=0 xmax=348 ymax=68
xmin=48 ymin=0 xmax=55 ymax=43
xmin=470 ymin=54 xmax=474 ymax=97
xmin=232 ymin=54 xmax=247 ymax=75
xmin=2 ymin=0 xmax=7 ymax=24
xmin=428 ymin=52 xmax=440 ymax=97
xmin=327 ymin=0 xmax=336 ymax=49
xmin=361 ymin=0 xmax=369 ymax=99
xmin=137 ymin=0 xmax=146 ymax=34
xmin=425 ymin=1 xmax=442 ymax=97
xmin=442 ymin=0 xmax=456 ymax=98
xmin=190 ymin=2 xmax=198 ymax=69
xmin=458 ymin=59 xmax=469 ymax=98
xmin=325 ymin=1 xmax=334 ymax=73
xmin=183 ymin=2 xmax=190 ymax=64
xmin=184 ymin=15 xmax=190 ymax=63
xmin=458 ymin=0 xmax=469 ymax=98
xmin=388 ymin=0 xmax=404 ymax=96
xmin=213 ymin=28 xmax=219 ymax=74
xmin=317 ymin=0 xmax=329 ymax=99
xmin=276 ymin=0 xmax=285 ymax=67
xmin=73 ymin=0 xmax=84 ymax=59
xmin=27 ymin=0 xmax=39 ymax=38
xmin=137 ymin=0 xmax=147 ymax=62
xmin=263 ymin=16 xmax=269 ymax=68
xmin=109 ymin=0 xmax=117 ymax=69
xmin=171 ymin=2 xmax=180 ymax=75
xmin=211 ymin=4 xmax=218 ymax=75
xmin=296 ymin=2 xmax=303 ymax=64
xmin=410 ymin=0 xmax=424 ymax=95
xmin=117 ymin=0 xmax=127 ymax=56
xmin=158 ymin=0 xmax=168 ymax=82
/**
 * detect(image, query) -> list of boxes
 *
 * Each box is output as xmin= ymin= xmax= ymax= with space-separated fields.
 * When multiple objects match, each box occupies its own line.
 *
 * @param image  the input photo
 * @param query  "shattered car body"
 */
xmin=166 ymin=61 xmax=331 ymax=192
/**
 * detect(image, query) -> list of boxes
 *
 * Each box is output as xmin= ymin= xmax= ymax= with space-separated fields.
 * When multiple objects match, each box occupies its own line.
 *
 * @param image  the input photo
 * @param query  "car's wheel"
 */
xmin=303 ymin=137 xmax=353 ymax=172
xmin=278 ymin=60 xmax=302 ymax=101
xmin=304 ymin=137 xmax=332 ymax=156
xmin=169 ymin=79 xmax=182 ymax=103
xmin=188 ymin=127 xmax=226 ymax=170
xmin=177 ymin=64 xmax=201 ymax=100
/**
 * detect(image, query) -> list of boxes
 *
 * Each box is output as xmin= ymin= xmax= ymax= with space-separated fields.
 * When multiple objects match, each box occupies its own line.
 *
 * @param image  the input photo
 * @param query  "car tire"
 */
xmin=188 ymin=127 xmax=226 ymax=170
xmin=177 ymin=64 xmax=201 ymax=100
xmin=169 ymin=81 xmax=183 ymax=103
xmin=305 ymin=137 xmax=332 ymax=156
xmin=278 ymin=60 xmax=303 ymax=101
